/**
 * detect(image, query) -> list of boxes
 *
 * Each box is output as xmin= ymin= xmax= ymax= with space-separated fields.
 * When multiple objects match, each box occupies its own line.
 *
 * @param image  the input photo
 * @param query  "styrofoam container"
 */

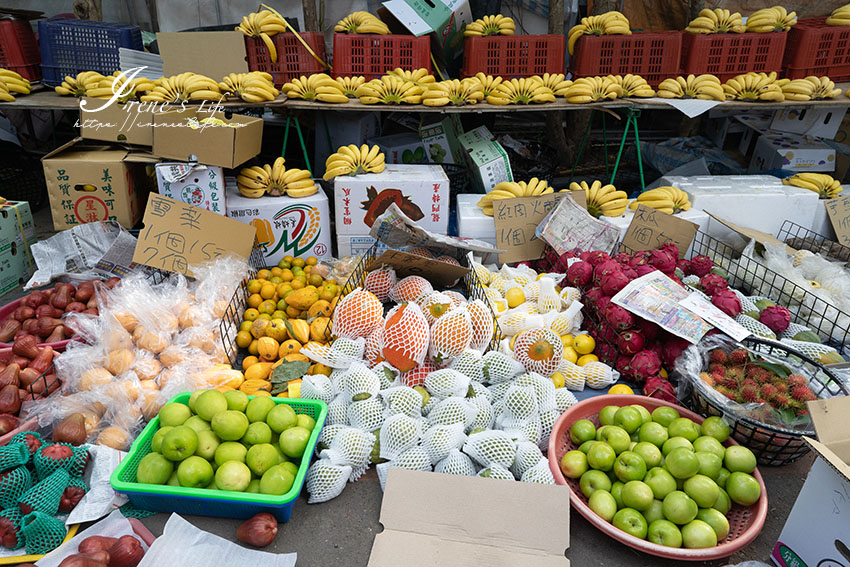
xmin=456 ymin=194 xmax=495 ymax=240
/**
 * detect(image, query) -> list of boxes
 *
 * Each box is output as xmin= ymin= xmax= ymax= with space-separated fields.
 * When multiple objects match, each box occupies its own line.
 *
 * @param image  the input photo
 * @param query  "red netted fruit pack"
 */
xmin=783 ymin=18 xmax=850 ymax=81
xmin=570 ymin=31 xmax=681 ymax=87
xmin=332 ymin=34 xmax=431 ymax=80
xmin=681 ymin=31 xmax=786 ymax=83
xmin=462 ymin=35 xmax=565 ymax=78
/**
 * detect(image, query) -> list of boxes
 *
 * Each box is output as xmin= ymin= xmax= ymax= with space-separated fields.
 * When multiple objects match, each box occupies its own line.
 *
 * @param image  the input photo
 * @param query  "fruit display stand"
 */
xmin=244 ymin=32 xmax=327 ymax=88
xmin=570 ymin=32 xmax=682 ymax=87
xmin=783 ymin=18 xmax=850 ymax=81
xmin=549 ymin=395 xmax=768 ymax=560
xmin=332 ymin=34 xmax=431 ymax=80
xmin=0 ymin=19 xmax=40 ymax=82
xmin=460 ymin=35 xmax=565 ymax=79
xmin=681 ymin=31 xmax=787 ymax=83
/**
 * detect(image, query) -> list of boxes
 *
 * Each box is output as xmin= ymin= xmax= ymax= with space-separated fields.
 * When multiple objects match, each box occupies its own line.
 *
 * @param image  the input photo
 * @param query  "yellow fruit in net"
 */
xmin=561 ymin=334 xmax=575 ymax=348
xmin=505 ymin=287 xmax=526 ymax=308
xmin=577 ymin=353 xmax=599 ymax=366
xmin=608 ymin=384 xmax=635 ymax=395
xmin=573 ymin=334 xmax=595 ymax=355
xmin=563 ymin=346 xmax=579 ymax=364
xmin=559 ymin=361 xmax=585 ymax=389
xmin=551 ymin=372 xmax=565 ymax=389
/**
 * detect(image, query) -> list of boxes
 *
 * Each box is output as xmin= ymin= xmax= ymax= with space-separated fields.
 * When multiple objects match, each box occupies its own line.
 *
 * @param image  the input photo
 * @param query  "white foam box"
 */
xmin=333 ymin=164 xmax=449 ymax=235
xmin=749 ymin=130 xmax=836 ymax=173
xmin=456 ymin=193 xmax=498 ymax=263
xmin=224 ymin=184 xmax=331 ymax=265
xmin=336 ymin=234 xmax=390 ymax=258
xmin=603 ymin=208 xmax=710 ymax=256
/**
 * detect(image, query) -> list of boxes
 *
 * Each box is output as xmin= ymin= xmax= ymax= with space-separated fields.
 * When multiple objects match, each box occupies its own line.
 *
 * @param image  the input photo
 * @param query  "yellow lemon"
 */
xmin=505 ymin=287 xmax=526 ymax=308
xmin=577 ymin=354 xmax=599 ymax=366
xmin=561 ymin=334 xmax=574 ymax=348
xmin=246 ymin=279 xmax=262 ymax=294
xmin=257 ymin=269 xmax=271 ymax=280
xmin=235 ymin=330 xmax=252 ymax=348
xmin=260 ymin=283 xmax=276 ymax=300
xmin=563 ymin=346 xmax=578 ymax=364
xmin=243 ymin=308 xmax=260 ymax=322
xmin=608 ymin=384 xmax=634 ymax=395
xmin=239 ymin=321 xmax=253 ymax=332
xmin=247 ymin=293 xmax=262 ymax=308
xmin=551 ymin=372 xmax=565 ymax=389
xmin=574 ymin=334 xmax=595 ymax=355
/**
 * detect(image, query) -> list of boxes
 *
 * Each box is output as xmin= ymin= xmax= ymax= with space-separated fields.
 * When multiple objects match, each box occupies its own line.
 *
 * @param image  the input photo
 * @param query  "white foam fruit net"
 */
xmin=379 ymin=414 xmax=423 ymax=461
xmin=558 ymin=360 xmax=586 ymax=390
xmin=478 ymin=464 xmax=515 ymax=480
xmin=381 ymin=303 xmax=430 ymax=372
xmin=467 ymin=380 xmax=491 ymax=402
xmin=583 ymin=361 xmax=617 ymax=389
xmin=417 ymin=292 xmax=454 ymax=326
xmin=332 ymin=288 xmax=384 ymax=339
xmin=389 ymin=275 xmax=434 ymax=303
xmin=364 ymin=322 xmax=385 ymax=367
xmin=343 ymin=362 xmax=381 ymax=402
xmin=510 ymin=441 xmax=544 ymax=480
xmin=434 ymin=448 xmax=477 ymax=476
xmin=430 ymin=306 xmax=473 ymax=364
xmin=304 ymin=338 xmax=366 ymax=369
xmin=521 ymin=458 xmax=556 ymax=484
xmin=468 ymin=394 xmax=495 ymax=431
xmin=376 ymin=446 xmax=432 ymax=491
xmin=554 ymin=388 xmax=578 ymax=412
xmin=499 ymin=384 xmax=539 ymax=422
xmin=306 ymin=460 xmax=353 ymax=503
xmin=482 ymin=351 xmax=525 ymax=383
xmin=363 ymin=266 xmax=397 ymax=302
xmin=560 ymin=286 xmax=581 ymax=305
xmin=372 ymin=362 xmax=397 ymax=390
xmin=514 ymin=373 xmax=557 ymax=413
xmin=512 ymin=328 xmax=563 ymax=377
xmin=300 ymin=374 xmax=335 ymax=403
xmin=537 ymin=278 xmax=562 ymax=314
xmin=735 ymin=314 xmax=776 ymax=339
xmin=326 ymin=394 xmax=349 ymax=426
xmin=421 ymin=423 xmax=467 ymax=465
xmin=427 ymin=397 xmax=477 ymax=429
xmin=487 ymin=381 xmax=514 ymax=403
xmin=319 ymin=427 xmax=375 ymax=481
xmin=443 ymin=290 xmax=465 ymax=308
xmin=467 ymin=299 xmax=495 ymax=352
xmin=424 ymin=369 xmax=471 ymax=399
xmin=381 ymin=386 xmax=424 ymax=418
xmin=316 ymin=423 xmax=346 ymax=456
xmin=347 ymin=398 xmax=385 ymax=432
xmin=450 ymin=349 xmax=485 ymax=382
xmin=463 ymin=430 xmax=516 ymax=468
xmin=538 ymin=408 xmax=560 ymax=450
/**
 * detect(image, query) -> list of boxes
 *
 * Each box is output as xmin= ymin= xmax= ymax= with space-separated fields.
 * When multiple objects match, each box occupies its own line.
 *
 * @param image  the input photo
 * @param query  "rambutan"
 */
xmin=726 ymin=367 xmax=745 ymax=381
xmin=708 ymin=364 xmax=726 ymax=376
xmin=773 ymin=393 xmax=791 ymax=408
xmin=741 ymin=378 xmax=758 ymax=390
xmin=746 ymin=366 xmax=767 ymax=380
xmin=788 ymin=374 xmax=807 ymax=388
xmin=774 ymin=382 xmax=788 ymax=394
xmin=709 ymin=349 xmax=728 ymax=365
xmin=760 ymin=384 xmax=777 ymax=400
xmin=791 ymin=384 xmax=816 ymax=402
xmin=740 ymin=385 xmax=759 ymax=403
xmin=699 ymin=372 xmax=715 ymax=386
xmin=728 ymin=349 xmax=748 ymax=365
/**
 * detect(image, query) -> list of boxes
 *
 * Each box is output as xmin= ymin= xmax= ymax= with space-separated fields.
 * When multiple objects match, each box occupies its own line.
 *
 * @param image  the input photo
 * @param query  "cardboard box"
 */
xmin=367 ymin=132 xmax=428 ymax=164
xmin=155 ymin=162 xmax=225 ymax=213
xmin=336 ymin=234 xmax=390 ymax=258
xmin=78 ymin=99 xmax=155 ymax=146
xmin=0 ymin=201 xmax=35 ymax=297
xmin=367 ymin=468 xmax=570 ymax=567
xmin=225 ymin=185 xmax=331 ymax=266
xmin=314 ymin=112 xmax=380 ymax=172
xmin=770 ymin=107 xmax=846 ymax=139
xmin=749 ymin=131 xmax=836 ymax=173
xmin=379 ymin=0 xmax=472 ymax=63
xmin=458 ymin=125 xmax=513 ymax=193
xmin=602 ymin=208 xmax=711 ymax=255
xmin=42 ymin=139 xmax=158 ymax=231
xmin=771 ymin=396 xmax=850 ymax=567
xmin=152 ymin=109 xmax=263 ymax=168
xmin=156 ymin=31 xmax=248 ymax=79
xmin=420 ymin=115 xmax=464 ymax=164
xmin=334 ymin=164 xmax=449 ymax=235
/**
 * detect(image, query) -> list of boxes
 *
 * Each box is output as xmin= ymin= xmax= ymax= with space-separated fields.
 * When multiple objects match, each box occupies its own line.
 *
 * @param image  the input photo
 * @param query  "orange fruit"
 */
xmin=276 ymin=283 xmax=290 ymax=297
xmin=381 ymin=304 xmax=429 ymax=372
xmin=236 ymin=331 xmax=252 ymax=348
xmin=574 ymin=334 xmax=595 ymax=355
xmin=271 ymin=310 xmax=287 ymax=320
xmin=242 ymin=355 xmax=259 ymax=371
xmin=247 ymin=293 xmax=262 ymax=308
xmin=239 ymin=321 xmax=253 ymax=332
xmin=246 ymin=279 xmax=262 ymax=294
xmin=290 ymin=279 xmax=305 ymax=290
xmin=269 ymin=276 xmax=282 ymax=284
xmin=243 ymin=308 xmax=260 ymax=321
xmin=429 ymin=306 xmax=473 ymax=364
xmin=248 ymin=339 xmax=259 ymax=356
xmin=259 ymin=300 xmax=277 ymax=315
xmin=270 ymin=267 xmax=282 ymax=277
xmin=292 ymin=258 xmax=305 ymax=268
xmin=257 ymin=269 xmax=271 ymax=280
xmin=283 ymin=255 xmax=294 ymax=263
xmin=308 ymin=273 xmax=324 ymax=287
xmin=306 ymin=256 xmax=318 ymax=266
xmin=389 ymin=275 xmax=433 ymax=303
xmin=608 ymin=384 xmax=634 ymax=395
xmin=513 ymin=328 xmax=563 ymax=376
xmin=260 ymin=283 xmax=276 ymax=300
xmin=332 ymin=288 xmax=383 ymax=339
xmin=577 ymin=353 xmax=599 ymax=366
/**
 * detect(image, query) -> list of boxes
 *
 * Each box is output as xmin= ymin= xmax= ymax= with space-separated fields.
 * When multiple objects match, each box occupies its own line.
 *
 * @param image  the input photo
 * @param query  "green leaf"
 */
xmin=269 ymin=360 xmax=310 ymax=395
xmin=754 ymin=361 xmax=790 ymax=380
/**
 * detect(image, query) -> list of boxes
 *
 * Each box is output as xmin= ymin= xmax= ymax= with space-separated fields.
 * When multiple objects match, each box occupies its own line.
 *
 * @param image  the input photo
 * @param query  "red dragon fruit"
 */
xmin=593 ymin=260 xmax=622 ymax=284
xmin=643 ymin=376 xmax=677 ymax=404
xmin=584 ymin=287 xmax=604 ymax=305
xmin=630 ymin=350 xmax=663 ymax=383
xmin=661 ymin=242 xmax=680 ymax=258
xmin=598 ymin=322 xmax=621 ymax=343
xmin=566 ymin=261 xmax=593 ymax=287
xmin=613 ymin=253 xmax=631 ymax=265
xmin=596 ymin=296 xmax=613 ymax=313
xmin=649 ymin=250 xmax=677 ymax=274
xmin=677 ymin=259 xmax=692 ymax=275
xmin=634 ymin=265 xmax=658 ymax=277
xmin=636 ymin=318 xmax=660 ymax=341
xmin=602 ymin=303 xmax=635 ymax=331
xmin=579 ymin=251 xmax=592 ymax=262
xmin=622 ymin=267 xmax=639 ymax=280
xmin=586 ymin=251 xmax=612 ymax=266
xmin=618 ymin=329 xmax=645 ymax=355
xmin=689 ymin=255 xmax=714 ymax=277
xmin=629 ymin=251 xmax=651 ymax=268
xmin=662 ymin=337 xmax=691 ymax=367
xmin=615 ymin=355 xmax=634 ymax=378
xmin=758 ymin=305 xmax=791 ymax=333
xmin=595 ymin=343 xmax=618 ymax=363
xmin=700 ymin=273 xmax=728 ymax=296
xmin=711 ymin=289 xmax=742 ymax=317
xmin=600 ymin=271 xmax=631 ymax=296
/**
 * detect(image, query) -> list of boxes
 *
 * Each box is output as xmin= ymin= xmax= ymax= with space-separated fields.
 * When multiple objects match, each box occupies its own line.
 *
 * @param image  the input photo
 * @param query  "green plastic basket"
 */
xmin=110 ymin=393 xmax=328 ymax=522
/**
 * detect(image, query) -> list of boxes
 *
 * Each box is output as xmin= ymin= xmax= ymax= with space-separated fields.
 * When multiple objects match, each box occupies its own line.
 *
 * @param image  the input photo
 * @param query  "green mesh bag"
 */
xmin=33 ymin=443 xmax=89 ymax=480
xmin=59 ymin=477 xmax=87 ymax=514
xmin=17 ymin=469 xmax=69 ymax=516
xmin=0 ymin=466 xmax=31 ymax=510
xmin=21 ymin=511 xmax=66 ymax=555
xmin=0 ymin=445 xmax=29 ymax=473
xmin=119 ymin=501 xmax=156 ymax=519
xmin=0 ymin=507 xmax=23 ymax=550
xmin=7 ymin=432 xmax=43 ymax=459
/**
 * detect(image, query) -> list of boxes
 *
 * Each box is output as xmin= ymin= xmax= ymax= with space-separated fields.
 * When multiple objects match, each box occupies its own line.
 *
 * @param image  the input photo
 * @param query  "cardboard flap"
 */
xmin=367 ymin=250 xmax=468 ymax=288
xmin=803 ymin=436 xmax=850 ymax=481
xmin=122 ymin=152 xmax=160 ymax=164
xmin=41 ymin=138 xmax=124 ymax=161
xmin=705 ymin=212 xmax=796 ymax=254
xmin=622 ymin=205 xmax=698 ymax=258
xmin=157 ymin=31 xmax=249 ymax=78
xmin=808 ymin=397 xmax=850 ymax=465
xmin=378 ymin=469 xmax=570 ymax=558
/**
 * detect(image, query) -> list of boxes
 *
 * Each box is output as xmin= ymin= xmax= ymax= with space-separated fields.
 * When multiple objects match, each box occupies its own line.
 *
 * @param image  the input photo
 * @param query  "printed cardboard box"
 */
xmin=458 ymin=125 xmax=513 ymax=192
xmin=333 ymin=164 xmax=449 ymax=235
xmin=225 ymin=185 xmax=331 ymax=266
xmin=155 ymin=162 xmax=225 ymax=213
xmin=379 ymin=0 xmax=472 ymax=63
xmin=749 ymin=130 xmax=836 ymax=173
xmin=367 ymin=132 xmax=428 ymax=164
xmin=78 ymin=98 xmax=156 ymax=146
xmin=420 ymin=115 xmax=464 ymax=164
xmin=42 ymin=139 xmax=158 ymax=231
xmin=0 ymin=201 xmax=35 ymax=297
xmin=336 ymin=234 xmax=390 ymax=258
xmin=770 ymin=107 xmax=846 ymax=139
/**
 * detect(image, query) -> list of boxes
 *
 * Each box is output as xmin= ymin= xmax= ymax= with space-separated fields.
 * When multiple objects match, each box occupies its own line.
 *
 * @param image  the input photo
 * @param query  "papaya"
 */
xmin=793 ymin=330 xmax=822 ymax=344
xmin=244 ymin=362 xmax=274 ymax=381
xmin=818 ymin=351 xmax=845 ymax=365
xmin=307 ymin=300 xmax=331 ymax=319
xmin=287 ymin=288 xmax=319 ymax=311
xmin=257 ymin=337 xmax=280 ymax=361
xmin=240 ymin=379 xmax=272 ymax=395
xmin=283 ymin=353 xmax=310 ymax=364
xmin=279 ymin=339 xmax=302 ymax=357
xmin=310 ymin=317 xmax=331 ymax=342
xmin=265 ymin=319 xmax=288 ymax=342
xmin=286 ymin=319 xmax=310 ymax=344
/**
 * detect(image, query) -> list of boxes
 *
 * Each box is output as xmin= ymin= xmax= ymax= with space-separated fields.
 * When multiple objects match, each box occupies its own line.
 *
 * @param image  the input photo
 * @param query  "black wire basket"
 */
xmin=777 ymin=220 xmax=850 ymax=264
xmin=218 ymin=245 xmax=266 ymax=366
xmin=682 ymin=336 xmax=848 ymax=466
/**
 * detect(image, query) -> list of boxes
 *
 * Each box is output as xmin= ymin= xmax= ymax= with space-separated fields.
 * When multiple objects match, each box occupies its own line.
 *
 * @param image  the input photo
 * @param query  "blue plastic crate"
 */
xmin=38 ymin=18 xmax=143 ymax=86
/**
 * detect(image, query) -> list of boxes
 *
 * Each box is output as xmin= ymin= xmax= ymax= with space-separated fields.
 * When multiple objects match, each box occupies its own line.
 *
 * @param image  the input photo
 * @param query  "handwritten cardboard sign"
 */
xmin=367 ymin=250 xmax=469 ymax=289
xmin=493 ymin=194 xmax=563 ymax=263
xmin=133 ymin=193 xmax=256 ymax=276
xmin=826 ymin=196 xmax=850 ymax=248
xmin=622 ymin=205 xmax=698 ymax=258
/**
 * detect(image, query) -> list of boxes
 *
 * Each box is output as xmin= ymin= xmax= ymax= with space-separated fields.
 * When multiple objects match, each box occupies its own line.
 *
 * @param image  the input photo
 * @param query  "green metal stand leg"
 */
xmin=609 ymin=108 xmax=645 ymax=192
xmin=568 ymin=109 xmax=596 ymax=185
xmin=282 ymin=115 xmax=313 ymax=176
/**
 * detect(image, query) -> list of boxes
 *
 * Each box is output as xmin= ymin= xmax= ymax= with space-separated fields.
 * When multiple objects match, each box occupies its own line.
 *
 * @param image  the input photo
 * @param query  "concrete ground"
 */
xmin=24 ymin=205 xmax=809 ymax=566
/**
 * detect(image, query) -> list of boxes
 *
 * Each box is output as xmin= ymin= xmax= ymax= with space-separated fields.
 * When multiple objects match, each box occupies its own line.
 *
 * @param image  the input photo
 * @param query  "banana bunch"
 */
xmin=568 ymin=11 xmax=631 ymax=55
xmin=323 ymin=144 xmax=385 ymax=181
xmin=531 ymin=73 xmax=572 ymax=96
xmin=563 ymin=76 xmax=621 ymax=104
xmin=336 ymin=76 xmax=365 ymax=98
xmin=571 ymin=180 xmax=628 ymax=218
xmin=827 ymin=4 xmax=850 ymax=25
xmin=464 ymin=14 xmax=515 ymax=36
xmin=722 ymin=72 xmax=784 ymax=101
xmin=219 ymin=72 xmax=279 ymax=103
xmin=54 ymin=71 xmax=106 ymax=97
xmin=474 ymin=73 xmax=503 ymax=97
xmin=140 ymin=73 xmax=223 ymax=103
xmin=386 ymin=68 xmax=435 ymax=88
xmin=628 ymin=186 xmax=691 ymax=214
xmin=685 ymin=8 xmax=745 ymax=34
xmin=782 ymin=173 xmax=843 ymax=199
xmin=85 ymin=71 xmax=155 ymax=102
xmin=487 ymin=77 xmax=555 ymax=104
xmin=745 ymin=6 xmax=796 ymax=32
xmin=335 ymin=11 xmax=390 ymax=34
xmin=422 ymin=78 xmax=484 ymax=106
xmin=236 ymin=9 xmax=287 ymax=62
xmin=0 ymin=69 xmax=31 ymax=101
xmin=609 ymin=74 xmax=654 ymax=98
xmin=476 ymin=178 xmax=554 ymax=216
xmin=283 ymin=74 xmax=348 ymax=103
xmin=237 ymin=158 xmax=318 ymax=199
xmin=777 ymin=76 xmax=842 ymax=101
xmin=355 ymin=75 xmax=423 ymax=104
xmin=657 ymin=74 xmax=724 ymax=100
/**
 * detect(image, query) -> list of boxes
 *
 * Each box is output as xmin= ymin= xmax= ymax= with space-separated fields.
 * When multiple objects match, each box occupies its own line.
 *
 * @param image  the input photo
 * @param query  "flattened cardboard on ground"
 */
xmin=622 ymin=205 xmax=698 ymax=258
xmin=152 ymin=109 xmax=263 ymax=168
xmin=704 ymin=212 xmax=797 ymax=255
xmin=494 ymin=193 xmax=563 ymax=264
xmin=156 ymin=31 xmax=248 ymax=79
xmin=368 ymin=469 xmax=570 ymax=567
xmin=366 ymin=250 xmax=468 ymax=289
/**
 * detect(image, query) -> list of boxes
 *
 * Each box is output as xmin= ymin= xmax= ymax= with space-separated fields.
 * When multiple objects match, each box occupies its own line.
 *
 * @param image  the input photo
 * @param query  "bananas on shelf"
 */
xmin=219 ymin=72 xmax=279 ymax=103
xmin=473 ymin=73 xmax=503 ymax=97
xmin=236 ymin=9 xmax=287 ymax=62
xmin=85 ymin=71 xmax=155 ymax=102
xmin=563 ymin=76 xmax=621 ymax=104
xmin=356 ymin=75 xmax=423 ymax=104
xmin=464 ymin=14 xmax=515 ymax=36
xmin=628 ymin=186 xmax=691 ymax=214
xmin=140 ymin=73 xmax=223 ymax=103
xmin=572 ymin=180 xmax=628 ymax=218
xmin=0 ymin=69 xmax=31 ymax=101
xmin=745 ymin=6 xmax=797 ymax=32
xmin=722 ymin=72 xmax=784 ymax=101
xmin=532 ymin=73 xmax=572 ymax=96
xmin=237 ymin=158 xmax=318 ymax=199
xmin=422 ymin=78 xmax=484 ymax=106
xmin=283 ymin=74 xmax=347 ymax=103
xmin=777 ymin=76 xmax=842 ymax=101
xmin=54 ymin=71 xmax=106 ymax=97
xmin=323 ymin=144 xmax=385 ymax=181
xmin=487 ymin=77 xmax=555 ymax=104
xmin=335 ymin=11 xmax=390 ymax=34
xmin=476 ymin=179 xmax=554 ymax=216
xmin=568 ymin=11 xmax=631 ymax=55
xmin=685 ymin=9 xmax=745 ymax=34
xmin=386 ymin=68 xmax=436 ymax=88
xmin=827 ymin=4 xmax=850 ymax=25
xmin=335 ymin=76 xmax=365 ymax=98
xmin=657 ymin=74 xmax=724 ymax=100
xmin=609 ymin=74 xmax=654 ymax=98
xmin=782 ymin=173 xmax=843 ymax=199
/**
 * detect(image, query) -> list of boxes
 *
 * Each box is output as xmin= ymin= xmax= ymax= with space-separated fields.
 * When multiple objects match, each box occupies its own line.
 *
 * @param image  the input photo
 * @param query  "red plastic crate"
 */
xmin=682 ymin=31 xmax=786 ymax=83
xmin=245 ymin=31 xmax=326 ymax=88
xmin=0 ymin=19 xmax=40 ymax=82
xmin=783 ymin=17 xmax=850 ymax=81
xmin=570 ymin=31 xmax=681 ymax=87
xmin=332 ymin=34 xmax=430 ymax=80
xmin=461 ymin=34 xmax=564 ymax=78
